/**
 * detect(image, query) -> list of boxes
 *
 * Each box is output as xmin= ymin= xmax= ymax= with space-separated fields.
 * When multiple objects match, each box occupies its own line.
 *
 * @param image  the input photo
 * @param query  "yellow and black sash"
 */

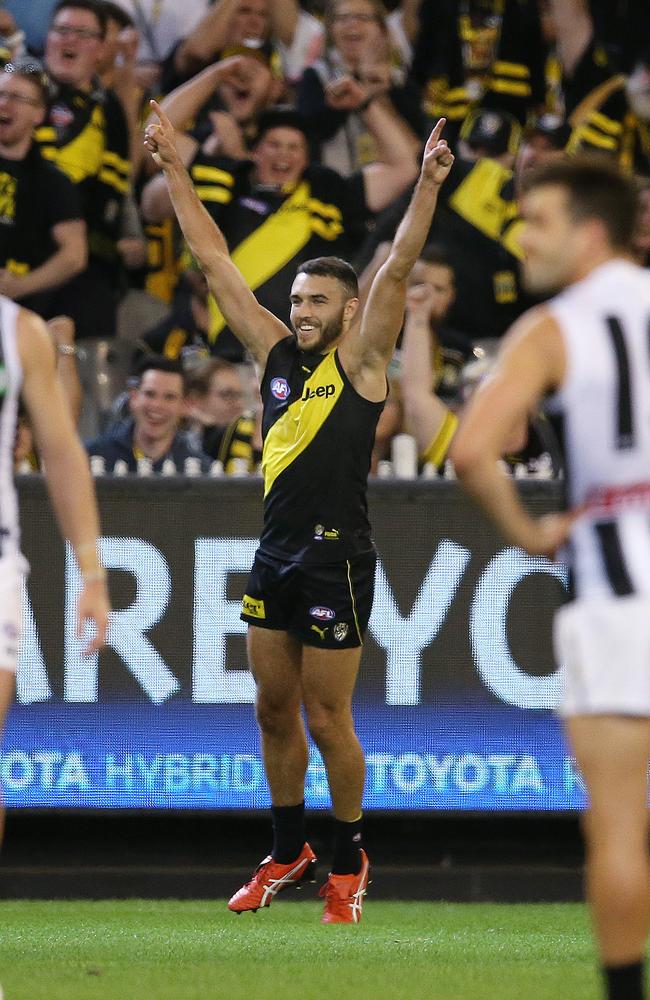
xmin=207 ymin=181 xmax=314 ymax=345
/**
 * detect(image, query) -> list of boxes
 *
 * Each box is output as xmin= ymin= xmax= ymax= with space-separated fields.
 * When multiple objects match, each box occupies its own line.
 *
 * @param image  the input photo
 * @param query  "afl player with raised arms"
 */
xmin=452 ymin=158 xmax=650 ymax=1000
xmin=144 ymin=102 xmax=454 ymax=923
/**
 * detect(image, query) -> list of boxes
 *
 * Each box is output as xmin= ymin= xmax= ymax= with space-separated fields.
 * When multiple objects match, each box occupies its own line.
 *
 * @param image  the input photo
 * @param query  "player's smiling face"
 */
xmin=253 ymin=126 xmax=308 ymax=188
xmin=290 ymin=273 xmax=354 ymax=353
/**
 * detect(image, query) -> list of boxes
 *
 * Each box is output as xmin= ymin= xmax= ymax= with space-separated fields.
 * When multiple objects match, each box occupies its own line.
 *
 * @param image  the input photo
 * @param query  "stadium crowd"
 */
xmin=2 ymin=0 xmax=650 ymax=478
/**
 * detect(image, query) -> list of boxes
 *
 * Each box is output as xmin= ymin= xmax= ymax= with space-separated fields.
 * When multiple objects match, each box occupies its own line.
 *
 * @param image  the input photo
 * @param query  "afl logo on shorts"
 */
xmin=270 ymin=377 xmax=290 ymax=401
xmin=310 ymin=606 xmax=335 ymax=622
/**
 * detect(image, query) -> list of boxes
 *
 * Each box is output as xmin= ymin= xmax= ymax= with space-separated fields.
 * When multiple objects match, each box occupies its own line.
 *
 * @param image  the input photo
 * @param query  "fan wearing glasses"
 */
xmin=0 ymin=58 xmax=86 ymax=315
xmin=33 ymin=0 xmax=131 ymax=340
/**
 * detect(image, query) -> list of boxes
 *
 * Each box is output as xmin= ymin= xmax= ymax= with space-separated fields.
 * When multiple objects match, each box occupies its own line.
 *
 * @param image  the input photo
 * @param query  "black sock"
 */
xmin=331 ymin=815 xmax=363 ymax=875
xmin=604 ymin=960 xmax=645 ymax=1000
xmin=271 ymin=802 xmax=306 ymax=863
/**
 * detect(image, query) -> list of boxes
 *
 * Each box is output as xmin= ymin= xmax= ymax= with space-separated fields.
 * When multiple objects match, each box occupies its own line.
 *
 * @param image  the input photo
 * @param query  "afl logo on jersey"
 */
xmin=270 ymin=377 xmax=290 ymax=401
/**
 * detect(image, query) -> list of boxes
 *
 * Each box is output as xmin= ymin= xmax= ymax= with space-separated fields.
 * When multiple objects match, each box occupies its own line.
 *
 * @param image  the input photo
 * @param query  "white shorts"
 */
xmin=555 ymin=595 xmax=650 ymax=718
xmin=0 ymin=554 xmax=29 ymax=674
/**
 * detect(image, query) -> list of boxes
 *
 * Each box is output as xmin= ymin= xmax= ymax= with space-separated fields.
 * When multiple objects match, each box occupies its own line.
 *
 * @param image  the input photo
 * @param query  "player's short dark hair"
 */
xmin=136 ymin=356 xmax=187 ymax=392
xmin=520 ymin=156 xmax=639 ymax=251
xmin=296 ymin=257 xmax=359 ymax=299
xmin=52 ymin=0 xmax=108 ymax=38
xmin=99 ymin=1 xmax=134 ymax=29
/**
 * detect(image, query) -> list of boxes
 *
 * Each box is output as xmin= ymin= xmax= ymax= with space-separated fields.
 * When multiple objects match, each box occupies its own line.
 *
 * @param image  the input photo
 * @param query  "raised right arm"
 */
xmin=143 ymin=102 xmax=287 ymax=367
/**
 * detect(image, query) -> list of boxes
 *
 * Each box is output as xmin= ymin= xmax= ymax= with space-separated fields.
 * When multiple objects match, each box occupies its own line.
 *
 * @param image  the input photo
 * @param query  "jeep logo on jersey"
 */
xmin=310 ymin=606 xmax=335 ymax=622
xmin=302 ymin=384 xmax=336 ymax=402
xmin=270 ymin=377 xmax=290 ymax=401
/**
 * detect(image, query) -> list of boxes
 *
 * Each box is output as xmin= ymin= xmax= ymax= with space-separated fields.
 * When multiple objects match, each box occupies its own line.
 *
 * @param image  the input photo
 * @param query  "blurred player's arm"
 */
xmin=450 ymin=310 xmax=575 ymax=556
xmin=341 ymin=118 xmax=453 ymax=397
xmin=143 ymin=101 xmax=288 ymax=368
xmin=400 ymin=283 xmax=457 ymax=467
xmin=18 ymin=307 xmax=109 ymax=650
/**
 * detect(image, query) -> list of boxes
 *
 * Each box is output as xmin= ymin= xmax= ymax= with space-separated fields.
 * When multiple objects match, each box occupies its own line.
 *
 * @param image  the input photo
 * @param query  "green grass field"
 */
xmin=0 ymin=899 xmax=603 ymax=1000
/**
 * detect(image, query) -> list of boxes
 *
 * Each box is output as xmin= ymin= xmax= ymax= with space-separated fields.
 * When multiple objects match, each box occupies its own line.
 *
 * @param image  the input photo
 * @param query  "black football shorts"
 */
xmin=240 ymin=549 xmax=377 ymax=649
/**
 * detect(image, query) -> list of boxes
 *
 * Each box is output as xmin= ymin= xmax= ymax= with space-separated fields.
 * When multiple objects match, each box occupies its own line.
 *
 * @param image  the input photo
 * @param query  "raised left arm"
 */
xmin=450 ymin=310 xmax=576 ymax=557
xmin=339 ymin=119 xmax=453 ymax=399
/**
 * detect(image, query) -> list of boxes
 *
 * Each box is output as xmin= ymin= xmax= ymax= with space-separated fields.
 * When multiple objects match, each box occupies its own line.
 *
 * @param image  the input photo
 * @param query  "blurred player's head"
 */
xmin=46 ymin=0 xmax=107 ymax=89
xmin=290 ymin=257 xmax=359 ymax=352
xmin=519 ymin=157 xmax=638 ymax=294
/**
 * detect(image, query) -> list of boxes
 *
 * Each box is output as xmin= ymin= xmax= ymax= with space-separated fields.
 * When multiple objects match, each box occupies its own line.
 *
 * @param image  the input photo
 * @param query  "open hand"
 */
xmin=421 ymin=118 xmax=454 ymax=186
